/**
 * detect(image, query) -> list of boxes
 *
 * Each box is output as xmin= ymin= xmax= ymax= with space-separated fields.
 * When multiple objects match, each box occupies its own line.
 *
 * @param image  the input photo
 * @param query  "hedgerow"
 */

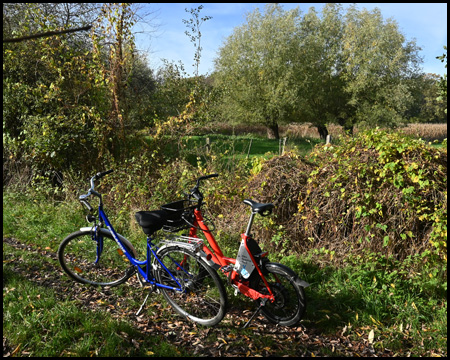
xmin=243 ymin=129 xmax=446 ymax=263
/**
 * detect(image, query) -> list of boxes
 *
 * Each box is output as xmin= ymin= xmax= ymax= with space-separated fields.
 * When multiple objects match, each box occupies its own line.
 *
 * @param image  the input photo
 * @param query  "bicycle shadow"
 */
xmin=290 ymin=261 xmax=370 ymax=335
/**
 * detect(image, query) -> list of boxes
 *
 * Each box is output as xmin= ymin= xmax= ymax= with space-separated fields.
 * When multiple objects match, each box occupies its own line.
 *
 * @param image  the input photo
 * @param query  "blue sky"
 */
xmin=135 ymin=3 xmax=447 ymax=77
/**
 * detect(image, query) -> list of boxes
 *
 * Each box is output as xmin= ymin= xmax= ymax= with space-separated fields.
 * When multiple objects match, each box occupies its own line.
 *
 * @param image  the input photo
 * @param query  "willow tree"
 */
xmin=213 ymin=4 xmax=423 ymax=138
xmin=339 ymin=5 xmax=422 ymax=132
xmin=214 ymin=4 xmax=303 ymax=139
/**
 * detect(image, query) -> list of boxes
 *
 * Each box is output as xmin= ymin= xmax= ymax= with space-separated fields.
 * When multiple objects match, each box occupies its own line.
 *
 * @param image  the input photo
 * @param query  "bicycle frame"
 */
xmin=93 ymin=204 xmax=189 ymax=292
xmin=188 ymin=208 xmax=275 ymax=302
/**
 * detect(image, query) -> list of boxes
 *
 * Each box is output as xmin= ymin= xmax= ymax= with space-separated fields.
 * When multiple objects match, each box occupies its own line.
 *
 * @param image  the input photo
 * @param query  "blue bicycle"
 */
xmin=58 ymin=170 xmax=227 ymax=326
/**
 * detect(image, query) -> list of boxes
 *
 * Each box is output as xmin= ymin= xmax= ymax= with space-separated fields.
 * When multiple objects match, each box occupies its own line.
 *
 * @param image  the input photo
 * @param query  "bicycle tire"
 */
xmin=58 ymin=229 xmax=136 ymax=287
xmin=250 ymin=262 xmax=306 ymax=326
xmin=155 ymin=245 xmax=227 ymax=326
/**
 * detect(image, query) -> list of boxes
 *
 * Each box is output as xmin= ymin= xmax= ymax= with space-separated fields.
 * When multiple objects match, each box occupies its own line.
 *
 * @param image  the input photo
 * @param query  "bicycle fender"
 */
xmin=199 ymin=250 xmax=221 ymax=270
xmin=264 ymin=262 xmax=310 ymax=288
xmin=79 ymin=227 xmax=139 ymax=259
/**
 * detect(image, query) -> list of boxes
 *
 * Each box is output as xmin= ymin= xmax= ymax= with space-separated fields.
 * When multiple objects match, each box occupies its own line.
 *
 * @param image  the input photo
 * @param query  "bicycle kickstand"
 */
xmin=136 ymin=284 xmax=157 ymax=316
xmin=242 ymin=298 xmax=267 ymax=329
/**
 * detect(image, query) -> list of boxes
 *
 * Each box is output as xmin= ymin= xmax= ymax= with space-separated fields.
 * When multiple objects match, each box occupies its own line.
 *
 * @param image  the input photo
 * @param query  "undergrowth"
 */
xmin=238 ymin=129 xmax=447 ymax=264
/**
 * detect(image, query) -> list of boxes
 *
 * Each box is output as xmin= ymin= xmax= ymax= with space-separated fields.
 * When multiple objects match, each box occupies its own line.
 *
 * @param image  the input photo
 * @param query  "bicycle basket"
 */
xmin=160 ymin=200 xmax=196 ymax=232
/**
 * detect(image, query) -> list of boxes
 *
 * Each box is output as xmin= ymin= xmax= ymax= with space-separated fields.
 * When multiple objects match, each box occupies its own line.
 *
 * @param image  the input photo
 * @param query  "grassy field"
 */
xmin=156 ymin=122 xmax=446 ymax=168
xmin=3 ymin=190 xmax=447 ymax=357
xmin=181 ymin=134 xmax=321 ymax=164
xmin=195 ymin=122 xmax=447 ymax=141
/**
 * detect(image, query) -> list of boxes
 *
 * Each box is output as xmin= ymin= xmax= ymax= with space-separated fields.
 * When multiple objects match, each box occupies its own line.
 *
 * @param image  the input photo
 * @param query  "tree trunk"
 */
xmin=337 ymin=116 xmax=354 ymax=136
xmin=344 ymin=124 xmax=354 ymax=135
xmin=316 ymin=124 xmax=328 ymax=140
xmin=267 ymin=123 xmax=280 ymax=139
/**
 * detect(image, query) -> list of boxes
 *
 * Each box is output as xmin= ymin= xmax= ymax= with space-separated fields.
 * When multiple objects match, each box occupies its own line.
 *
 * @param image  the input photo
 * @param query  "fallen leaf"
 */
xmin=368 ymin=329 xmax=374 ymax=344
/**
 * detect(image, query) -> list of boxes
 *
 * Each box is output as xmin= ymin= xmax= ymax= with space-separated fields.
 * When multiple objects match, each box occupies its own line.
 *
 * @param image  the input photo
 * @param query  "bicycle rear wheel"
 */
xmin=58 ymin=230 xmax=135 ymax=287
xmin=155 ymin=246 xmax=227 ymax=326
xmin=250 ymin=262 xmax=306 ymax=326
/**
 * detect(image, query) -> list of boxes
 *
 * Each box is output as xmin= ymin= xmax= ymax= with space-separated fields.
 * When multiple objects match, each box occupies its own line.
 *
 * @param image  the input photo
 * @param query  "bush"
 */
xmin=242 ymin=129 xmax=447 ymax=263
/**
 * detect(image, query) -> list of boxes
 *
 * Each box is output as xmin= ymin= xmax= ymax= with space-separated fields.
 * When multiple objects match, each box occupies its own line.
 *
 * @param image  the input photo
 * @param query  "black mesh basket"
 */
xmin=160 ymin=200 xmax=197 ymax=232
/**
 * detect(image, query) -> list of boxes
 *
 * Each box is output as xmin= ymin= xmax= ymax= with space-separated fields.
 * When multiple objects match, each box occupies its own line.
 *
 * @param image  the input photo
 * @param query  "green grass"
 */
xmin=182 ymin=134 xmax=321 ymax=159
xmin=3 ymin=241 xmax=185 ymax=357
xmin=3 ymin=189 xmax=447 ymax=357
xmin=145 ymin=133 xmax=322 ymax=168
xmin=279 ymin=252 xmax=447 ymax=355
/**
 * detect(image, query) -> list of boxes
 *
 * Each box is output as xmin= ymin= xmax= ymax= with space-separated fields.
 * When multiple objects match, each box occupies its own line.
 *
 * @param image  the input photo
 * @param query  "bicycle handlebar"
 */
xmin=196 ymin=174 xmax=218 ymax=186
xmin=81 ymin=169 xmax=114 ymax=202
xmin=190 ymin=174 xmax=218 ymax=202
xmin=91 ymin=169 xmax=113 ymax=185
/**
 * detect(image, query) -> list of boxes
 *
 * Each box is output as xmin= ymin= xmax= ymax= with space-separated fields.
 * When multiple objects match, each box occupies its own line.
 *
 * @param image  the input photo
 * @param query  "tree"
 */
xmin=213 ymin=4 xmax=423 ymax=138
xmin=126 ymin=53 xmax=158 ymax=129
xmin=3 ymin=3 xmax=152 ymax=175
xmin=339 ymin=5 xmax=422 ymax=132
xmin=406 ymin=73 xmax=447 ymax=123
xmin=153 ymin=60 xmax=195 ymax=119
xmin=214 ymin=4 xmax=303 ymax=139
xmin=436 ymin=46 xmax=447 ymax=115
xmin=91 ymin=3 xmax=138 ymax=159
xmin=181 ymin=5 xmax=215 ymax=125
xmin=294 ymin=4 xmax=350 ymax=139
xmin=3 ymin=3 xmax=105 ymax=174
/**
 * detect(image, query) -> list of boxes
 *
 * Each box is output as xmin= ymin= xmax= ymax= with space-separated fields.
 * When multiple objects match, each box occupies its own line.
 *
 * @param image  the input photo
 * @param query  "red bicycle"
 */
xmin=161 ymin=174 xmax=309 ymax=327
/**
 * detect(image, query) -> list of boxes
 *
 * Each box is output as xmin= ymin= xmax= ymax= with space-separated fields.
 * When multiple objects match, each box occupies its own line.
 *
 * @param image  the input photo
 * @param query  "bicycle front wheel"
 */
xmin=155 ymin=246 xmax=227 ymax=326
xmin=58 ymin=230 xmax=135 ymax=287
xmin=251 ymin=262 xmax=306 ymax=326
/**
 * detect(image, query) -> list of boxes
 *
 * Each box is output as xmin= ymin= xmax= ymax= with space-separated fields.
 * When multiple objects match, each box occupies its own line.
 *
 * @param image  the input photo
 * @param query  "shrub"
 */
xmin=242 ymin=129 xmax=447 ymax=263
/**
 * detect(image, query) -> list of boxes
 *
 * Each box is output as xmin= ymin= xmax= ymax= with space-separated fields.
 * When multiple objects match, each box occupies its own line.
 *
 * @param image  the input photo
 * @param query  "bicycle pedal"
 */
xmin=220 ymin=265 xmax=233 ymax=273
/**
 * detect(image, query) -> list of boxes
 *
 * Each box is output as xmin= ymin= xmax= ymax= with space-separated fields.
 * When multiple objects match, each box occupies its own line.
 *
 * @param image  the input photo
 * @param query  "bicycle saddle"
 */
xmin=135 ymin=210 xmax=168 ymax=235
xmin=243 ymin=199 xmax=274 ymax=216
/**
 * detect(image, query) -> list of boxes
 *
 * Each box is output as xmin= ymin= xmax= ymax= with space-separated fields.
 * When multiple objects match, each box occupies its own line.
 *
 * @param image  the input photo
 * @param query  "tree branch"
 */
xmin=3 ymin=25 xmax=92 ymax=43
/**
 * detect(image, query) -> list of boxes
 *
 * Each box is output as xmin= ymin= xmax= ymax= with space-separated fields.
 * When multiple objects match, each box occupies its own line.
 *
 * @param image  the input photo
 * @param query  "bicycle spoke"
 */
xmin=250 ymin=263 xmax=306 ymax=326
xmin=58 ymin=231 xmax=134 ymax=287
xmin=155 ymin=246 xmax=227 ymax=326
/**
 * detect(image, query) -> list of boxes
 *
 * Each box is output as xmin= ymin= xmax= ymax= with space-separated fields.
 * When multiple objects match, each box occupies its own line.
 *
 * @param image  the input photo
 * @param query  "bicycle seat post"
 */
xmin=244 ymin=211 xmax=257 ymax=237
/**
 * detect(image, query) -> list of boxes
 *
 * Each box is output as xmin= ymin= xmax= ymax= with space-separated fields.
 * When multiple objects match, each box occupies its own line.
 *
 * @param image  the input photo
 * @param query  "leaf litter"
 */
xmin=3 ymin=237 xmax=443 ymax=357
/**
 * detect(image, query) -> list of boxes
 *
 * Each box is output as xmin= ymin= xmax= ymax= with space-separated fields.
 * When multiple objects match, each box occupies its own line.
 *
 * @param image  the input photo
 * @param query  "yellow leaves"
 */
xmin=11 ymin=344 xmax=22 ymax=357
xmin=411 ymin=174 xmax=420 ymax=183
xmin=370 ymin=315 xmax=382 ymax=326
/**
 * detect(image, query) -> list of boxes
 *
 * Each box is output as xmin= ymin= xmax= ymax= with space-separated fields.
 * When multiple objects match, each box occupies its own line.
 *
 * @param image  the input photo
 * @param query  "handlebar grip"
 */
xmin=95 ymin=169 xmax=113 ymax=180
xmin=198 ymin=174 xmax=218 ymax=181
